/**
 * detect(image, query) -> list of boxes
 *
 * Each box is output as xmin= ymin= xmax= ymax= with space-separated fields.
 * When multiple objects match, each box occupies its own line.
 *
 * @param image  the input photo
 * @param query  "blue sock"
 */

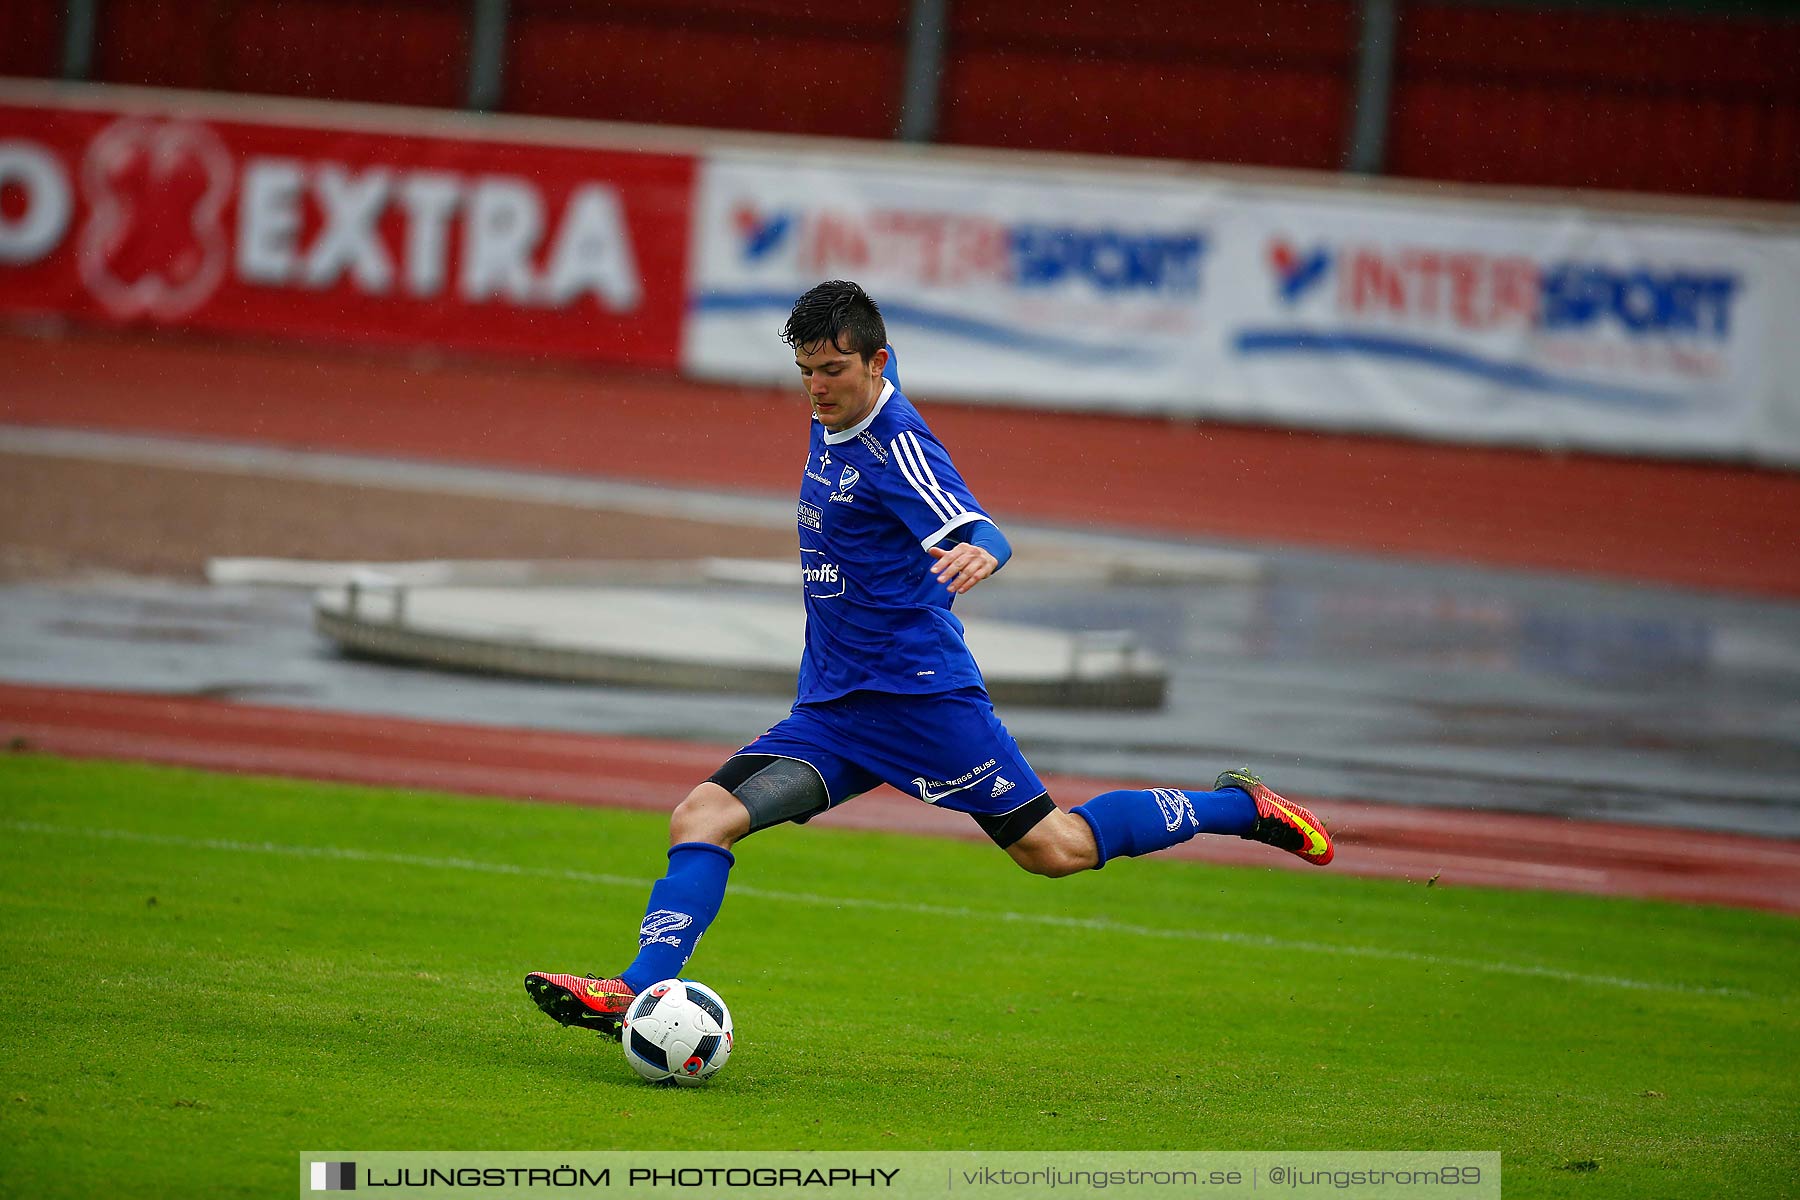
xmin=1072 ymin=787 xmax=1257 ymax=868
xmin=619 ymin=842 xmax=734 ymax=993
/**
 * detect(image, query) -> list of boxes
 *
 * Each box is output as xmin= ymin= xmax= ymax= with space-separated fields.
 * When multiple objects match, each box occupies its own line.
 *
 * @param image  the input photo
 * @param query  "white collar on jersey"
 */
xmin=821 ymin=379 xmax=893 ymax=445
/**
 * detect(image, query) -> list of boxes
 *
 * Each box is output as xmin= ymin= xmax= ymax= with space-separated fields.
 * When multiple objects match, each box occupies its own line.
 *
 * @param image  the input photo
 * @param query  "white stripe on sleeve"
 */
xmin=901 ymin=432 xmax=966 ymax=516
xmin=892 ymin=431 xmax=965 ymax=524
xmin=919 ymin=512 xmax=990 ymax=552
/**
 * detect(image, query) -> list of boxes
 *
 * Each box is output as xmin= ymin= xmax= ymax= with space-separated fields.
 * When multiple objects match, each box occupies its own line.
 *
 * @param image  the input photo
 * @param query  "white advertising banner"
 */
xmin=1212 ymin=196 xmax=1777 ymax=457
xmin=683 ymin=149 xmax=1800 ymax=463
xmin=683 ymin=153 xmax=1224 ymax=407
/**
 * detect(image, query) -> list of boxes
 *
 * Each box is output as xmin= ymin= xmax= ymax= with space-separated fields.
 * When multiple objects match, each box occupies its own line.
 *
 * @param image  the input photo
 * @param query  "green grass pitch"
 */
xmin=1 ymin=754 xmax=1795 ymax=1198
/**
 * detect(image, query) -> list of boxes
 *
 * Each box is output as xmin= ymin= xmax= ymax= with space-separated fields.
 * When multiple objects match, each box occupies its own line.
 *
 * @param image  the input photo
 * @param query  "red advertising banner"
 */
xmin=0 ymin=95 xmax=694 ymax=367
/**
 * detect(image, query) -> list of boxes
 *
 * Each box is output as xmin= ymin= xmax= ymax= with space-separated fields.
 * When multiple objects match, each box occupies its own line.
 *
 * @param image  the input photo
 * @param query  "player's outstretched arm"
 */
xmin=927 ymin=523 xmax=1012 ymax=594
xmin=928 ymin=543 xmax=997 ymax=594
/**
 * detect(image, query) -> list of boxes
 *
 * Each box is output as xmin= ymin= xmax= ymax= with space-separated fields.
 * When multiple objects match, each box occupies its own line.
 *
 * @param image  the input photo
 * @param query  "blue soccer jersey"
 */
xmin=795 ymin=379 xmax=993 ymax=702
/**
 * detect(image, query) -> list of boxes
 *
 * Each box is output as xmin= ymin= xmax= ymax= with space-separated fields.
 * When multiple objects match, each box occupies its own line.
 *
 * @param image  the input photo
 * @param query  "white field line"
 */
xmin=2 ymin=819 xmax=1762 ymax=1000
xmin=0 ymin=425 xmax=799 ymax=528
xmin=0 ymin=424 xmax=1259 ymax=575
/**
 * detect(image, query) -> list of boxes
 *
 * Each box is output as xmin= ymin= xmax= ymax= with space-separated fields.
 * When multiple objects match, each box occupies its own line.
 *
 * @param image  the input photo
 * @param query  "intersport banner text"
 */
xmin=685 ymin=149 xmax=1800 ymax=463
xmin=0 ymin=96 xmax=694 ymax=366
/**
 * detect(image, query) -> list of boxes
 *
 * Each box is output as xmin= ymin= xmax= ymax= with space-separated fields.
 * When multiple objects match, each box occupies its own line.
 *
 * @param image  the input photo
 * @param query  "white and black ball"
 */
xmin=620 ymin=979 xmax=733 ymax=1085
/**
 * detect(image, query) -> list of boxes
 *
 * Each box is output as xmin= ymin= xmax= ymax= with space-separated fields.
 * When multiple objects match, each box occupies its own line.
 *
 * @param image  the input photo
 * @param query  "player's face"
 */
xmin=795 ymin=338 xmax=884 ymax=432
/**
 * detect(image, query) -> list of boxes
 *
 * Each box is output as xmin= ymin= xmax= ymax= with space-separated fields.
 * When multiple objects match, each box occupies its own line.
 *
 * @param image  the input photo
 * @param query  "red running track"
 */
xmin=6 ymin=683 xmax=1798 ymax=915
xmin=5 ymin=328 xmax=1800 ymax=597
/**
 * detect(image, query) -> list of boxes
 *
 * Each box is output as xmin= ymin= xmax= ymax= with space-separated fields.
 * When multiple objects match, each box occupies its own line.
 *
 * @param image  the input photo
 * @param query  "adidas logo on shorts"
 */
xmin=989 ymin=774 xmax=1014 ymax=798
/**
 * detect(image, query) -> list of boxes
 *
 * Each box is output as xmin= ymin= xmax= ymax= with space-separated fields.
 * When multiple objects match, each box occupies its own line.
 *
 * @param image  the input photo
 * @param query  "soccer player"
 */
xmin=526 ymin=281 xmax=1333 ymax=1037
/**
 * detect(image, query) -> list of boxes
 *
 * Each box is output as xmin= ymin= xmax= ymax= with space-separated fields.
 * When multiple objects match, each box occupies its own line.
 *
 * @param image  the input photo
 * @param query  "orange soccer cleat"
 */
xmin=525 ymin=972 xmax=637 ymax=1040
xmin=1218 ymin=768 xmax=1335 ymax=867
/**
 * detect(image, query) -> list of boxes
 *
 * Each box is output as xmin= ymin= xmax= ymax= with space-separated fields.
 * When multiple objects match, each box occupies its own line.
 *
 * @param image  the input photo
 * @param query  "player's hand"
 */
xmin=927 ymin=544 xmax=999 ymax=595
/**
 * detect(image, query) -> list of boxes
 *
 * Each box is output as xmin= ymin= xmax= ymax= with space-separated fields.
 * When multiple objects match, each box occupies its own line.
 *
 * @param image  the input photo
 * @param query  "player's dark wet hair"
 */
xmin=781 ymin=280 xmax=886 ymax=361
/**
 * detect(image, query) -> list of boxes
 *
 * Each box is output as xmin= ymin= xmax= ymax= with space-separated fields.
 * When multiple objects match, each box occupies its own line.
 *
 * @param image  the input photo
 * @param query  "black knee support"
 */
xmin=972 ymin=792 xmax=1056 ymax=848
xmin=707 ymin=754 xmax=832 ymax=835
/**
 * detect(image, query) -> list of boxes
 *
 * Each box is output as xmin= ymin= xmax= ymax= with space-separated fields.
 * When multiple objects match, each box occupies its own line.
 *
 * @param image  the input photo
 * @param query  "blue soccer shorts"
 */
xmin=719 ymin=686 xmax=1052 ymax=846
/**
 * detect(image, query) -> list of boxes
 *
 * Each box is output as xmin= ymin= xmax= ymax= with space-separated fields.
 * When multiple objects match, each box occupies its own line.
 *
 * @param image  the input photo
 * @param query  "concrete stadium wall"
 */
xmin=2 ymin=1 xmax=1796 ymax=201
xmin=1 ymin=79 xmax=1796 ymax=466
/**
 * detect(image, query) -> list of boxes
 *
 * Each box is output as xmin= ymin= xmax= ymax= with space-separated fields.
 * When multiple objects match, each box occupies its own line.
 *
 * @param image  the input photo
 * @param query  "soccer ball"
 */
xmin=620 ymin=979 xmax=733 ymax=1085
